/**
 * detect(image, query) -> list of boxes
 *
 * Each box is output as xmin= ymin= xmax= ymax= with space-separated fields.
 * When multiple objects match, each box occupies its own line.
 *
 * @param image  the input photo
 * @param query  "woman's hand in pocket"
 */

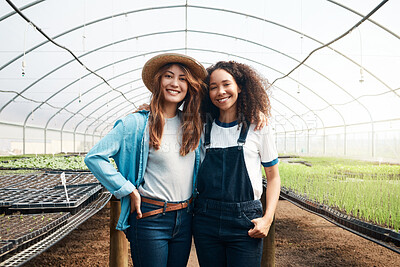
xmin=129 ymin=189 xmax=142 ymax=219
xmin=248 ymin=216 xmax=272 ymax=238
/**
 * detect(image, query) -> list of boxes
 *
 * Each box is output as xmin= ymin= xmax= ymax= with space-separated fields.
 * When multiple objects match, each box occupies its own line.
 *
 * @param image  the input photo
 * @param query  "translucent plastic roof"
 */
xmin=0 ymin=0 xmax=399 ymax=159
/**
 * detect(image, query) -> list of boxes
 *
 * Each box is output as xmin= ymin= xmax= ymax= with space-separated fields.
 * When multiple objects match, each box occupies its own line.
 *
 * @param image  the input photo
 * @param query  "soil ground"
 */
xmin=23 ymin=199 xmax=400 ymax=267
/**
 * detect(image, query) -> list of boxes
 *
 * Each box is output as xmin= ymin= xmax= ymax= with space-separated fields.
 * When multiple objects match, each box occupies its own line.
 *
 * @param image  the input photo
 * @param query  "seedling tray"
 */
xmin=69 ymin=173 xmax=99 ymax=186
xmin=6 ymin=172 xmax=82 ymax=190
xmin=0 ymin=189 xmax=38 ymax=208
xmin=0 ymin=213 xmax=70 ymax=246
xmin=0 ymin=241 xmax=14 ymax=257
xmin=10 ymin=184 xmax=102 ymax=211
xmin=0 ymin=174 xmax=37 ymax=189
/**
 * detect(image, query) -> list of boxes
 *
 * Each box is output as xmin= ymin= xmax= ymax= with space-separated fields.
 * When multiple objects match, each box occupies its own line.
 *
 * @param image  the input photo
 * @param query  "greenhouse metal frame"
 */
xmin=0 ymin=0 xmax=399 ymax=163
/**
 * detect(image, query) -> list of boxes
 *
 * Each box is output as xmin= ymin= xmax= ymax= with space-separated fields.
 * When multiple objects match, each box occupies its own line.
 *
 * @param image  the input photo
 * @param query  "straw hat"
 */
xmin=142 ymin=53 xmax=207 ymax=92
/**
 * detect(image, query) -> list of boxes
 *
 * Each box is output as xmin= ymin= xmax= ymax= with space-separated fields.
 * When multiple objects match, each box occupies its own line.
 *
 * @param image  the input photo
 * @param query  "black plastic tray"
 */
xmin=0 ymin=188 xmax=38 ymax=207
xmin=10 ymin=184 xmax=102 ymax=210
xmin=0 ymin=241 xmax=14 ymax=256
xmin=69 ymin=173 xmax=99 ymax=186
xmin=0 ymin=174 xmax=37 ymax=189
xmin=0 ymin=213 xmax=70 ymax=246
xmin=5 ymin=173 xmax=82 ymax=190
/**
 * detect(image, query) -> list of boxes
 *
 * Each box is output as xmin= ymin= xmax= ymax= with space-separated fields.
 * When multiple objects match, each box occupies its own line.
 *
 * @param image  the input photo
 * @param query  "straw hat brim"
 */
xmin=142 ymin=53 xmax=207 ymax=92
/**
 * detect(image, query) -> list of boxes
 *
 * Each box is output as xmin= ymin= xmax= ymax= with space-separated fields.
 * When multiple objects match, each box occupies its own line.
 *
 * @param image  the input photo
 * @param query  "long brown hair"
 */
xmin=202 ymin=61 xmax=271 ymax=127
xmin=149 ymin=63 xmax=205 ymax=156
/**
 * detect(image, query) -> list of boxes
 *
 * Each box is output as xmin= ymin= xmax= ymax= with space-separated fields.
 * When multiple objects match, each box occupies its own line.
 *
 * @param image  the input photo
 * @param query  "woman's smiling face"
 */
xmin=161 ymin=64 xmax=188 ymax=105
xmin=209 ymin=68 xmax=241 ymax=119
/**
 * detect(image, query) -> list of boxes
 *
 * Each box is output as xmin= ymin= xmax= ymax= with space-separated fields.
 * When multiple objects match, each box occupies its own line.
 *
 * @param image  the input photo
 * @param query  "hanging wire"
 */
xmin=297 ymin=0 xmax=303 ymax=94
xmin=22 ymin=22 xmax=31 ymax=77
xmin=357 ymin=27 xmax=364 ymax=83
xmin=0 ymin=89 xmax=111 ymax=124
xmin=82 ymin=0 xmax=86 ymax=52
xmin=5 ymin=0 xmax=137 ymax=109
xmin=271 ymin=0 xmax=389 ymax=86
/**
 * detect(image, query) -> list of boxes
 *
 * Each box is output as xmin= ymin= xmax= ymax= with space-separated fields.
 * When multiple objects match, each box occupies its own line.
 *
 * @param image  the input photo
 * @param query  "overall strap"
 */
xmin=237 ymin=120 xmax=250 ymax=145
xmin=204 ymin=118 xmax=213 ymax=148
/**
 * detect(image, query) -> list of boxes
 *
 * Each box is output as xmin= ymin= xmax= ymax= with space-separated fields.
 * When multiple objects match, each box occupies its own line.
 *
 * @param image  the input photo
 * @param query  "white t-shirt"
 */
xmin=139 ymin=114 xmax=195 ymax=202
xmin=201 ymin=119 xmax=278 ymax=200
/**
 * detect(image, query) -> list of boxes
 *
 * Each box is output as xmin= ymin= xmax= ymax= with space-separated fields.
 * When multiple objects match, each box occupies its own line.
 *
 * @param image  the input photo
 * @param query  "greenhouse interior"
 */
xmin=0 ymin=0 xmax=399 ymax=266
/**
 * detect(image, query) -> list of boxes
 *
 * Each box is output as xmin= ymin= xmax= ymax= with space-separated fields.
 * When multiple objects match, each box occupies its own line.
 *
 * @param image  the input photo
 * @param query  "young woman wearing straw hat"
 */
xmin=85 ymin=53 xmax=207 ymax=266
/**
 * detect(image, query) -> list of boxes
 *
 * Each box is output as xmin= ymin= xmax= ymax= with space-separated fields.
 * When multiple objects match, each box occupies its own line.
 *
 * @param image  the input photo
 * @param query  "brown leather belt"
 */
xmin=140 ymin=197 xmax=193 ymax=219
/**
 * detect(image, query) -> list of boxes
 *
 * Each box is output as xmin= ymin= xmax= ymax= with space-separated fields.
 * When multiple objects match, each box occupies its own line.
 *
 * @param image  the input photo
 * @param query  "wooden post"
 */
xmin=109 ymin=196 xmax=128 ymax=267
xmin=261 ymin=180 xmax=275 ymax=267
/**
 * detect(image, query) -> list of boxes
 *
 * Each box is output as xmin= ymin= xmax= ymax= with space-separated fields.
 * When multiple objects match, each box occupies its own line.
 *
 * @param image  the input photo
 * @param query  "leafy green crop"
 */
xmin=0 ymin=155 xmax=88 ymax=170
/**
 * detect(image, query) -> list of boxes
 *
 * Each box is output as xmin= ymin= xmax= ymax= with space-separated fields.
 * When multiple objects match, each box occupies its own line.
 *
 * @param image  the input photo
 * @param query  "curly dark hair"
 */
xmin=201 ymin=61 xmax=271 ymax=127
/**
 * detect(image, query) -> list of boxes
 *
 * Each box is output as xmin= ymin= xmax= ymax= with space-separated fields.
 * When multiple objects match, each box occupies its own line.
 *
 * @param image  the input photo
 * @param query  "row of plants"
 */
xmin=0 ymin=212 xmax=69 ymax=243
xmin=0 ymin=155 xmax=88 ymax=170
xmin=0 ymin=154 xmax=118 ymax=171
xmin=2 ymin=154 xmax=399 ymax=231
xmin=275 ymin=156 xmax=400 ymax=232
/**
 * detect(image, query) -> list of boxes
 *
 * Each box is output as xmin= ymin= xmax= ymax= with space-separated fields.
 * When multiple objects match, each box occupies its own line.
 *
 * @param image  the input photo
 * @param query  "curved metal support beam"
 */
xmin=47 ymin=69 xmax=142 ymax=131
xmin=81 ymin=46 xmax=347 ymax=136
xmin=89 ymin=83 xmax=321 ymax=138
xmin=273 ymin=84 xmax=325 ymax=130
xmin=1 ymin=4 xmax=397 ymax=101
xmin=34 ymin=30 xmax=356 ymax=134
xmin=0 ymin=25 xmax=384 ymax=139
xmin=2 ymin=5 xmax=390 ymax=155
xmin=72 ymin=85 xmax=148 ymax=134
xmin=74 ymin=94 xmax=149 ymax=152
xmin=0 ymin=5 xmax=185 ymax=72
xmin=85 ymin=94 xmax=150 ymax=142
xmin=0 ymin=0 xmax=44 ymax=22
xmin=2 ymin=30 xmax=184 ymax=117
xmin=188 ymin=30 xmax=374 ymax=124
xmin=61 ymin=82 xmax=145 ymax=133
xmin=327 ymin=0 xmax=399 ymax=40
xmin=14 ymin=43 xmax=343 ymax=153
xmin=81 ymin=47 xmax=345 ymax=136
xmin=187 ymin=5 xmax=398 ymax=97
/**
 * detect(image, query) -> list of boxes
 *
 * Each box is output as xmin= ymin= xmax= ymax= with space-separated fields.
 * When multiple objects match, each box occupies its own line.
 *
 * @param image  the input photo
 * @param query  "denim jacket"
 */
xmin=85 ymin=110 xmax=201 ymax=230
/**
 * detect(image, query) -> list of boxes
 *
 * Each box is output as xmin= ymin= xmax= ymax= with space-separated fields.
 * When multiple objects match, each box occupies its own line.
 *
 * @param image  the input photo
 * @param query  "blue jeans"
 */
xmin=126 ymin=200 xmax=193 ymax=267
xmin=193 ymin=198 xmax=263 ymax=266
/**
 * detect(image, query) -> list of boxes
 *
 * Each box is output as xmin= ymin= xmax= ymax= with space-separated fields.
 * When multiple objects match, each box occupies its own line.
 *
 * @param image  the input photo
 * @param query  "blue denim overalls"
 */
xmin=193 ymin=121 xmax=263 ymax=266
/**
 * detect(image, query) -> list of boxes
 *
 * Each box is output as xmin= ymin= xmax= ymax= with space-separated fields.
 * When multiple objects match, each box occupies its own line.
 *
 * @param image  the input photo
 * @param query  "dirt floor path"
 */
xmin=23 ymin=199 xmax=400 ymax=266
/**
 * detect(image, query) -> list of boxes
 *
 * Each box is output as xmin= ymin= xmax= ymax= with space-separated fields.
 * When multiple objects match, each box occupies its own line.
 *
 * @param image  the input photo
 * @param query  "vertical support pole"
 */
xmin=371 ymin=122 xmax=375 ymax=158
xmin=73 ymin=132 xmax=76 ymax=153
xmin=344 ymin=125 xmax=347 ymax=156
xmin=261 ymin=179 xmax=275 ymax=267
xmin=284 ymin=132 xmax=287 ymax=153
xmin=109 ymin=196 xmax=128 ymax=267
xmin=323 ymin=128 xmax=326 ymax=155
xmin=44 ymin=128 xmax=47 ymax=155
xmin=60 ymin=130 xmax=63 ymax=154
xmin=23 ymin=125 xmax=26 ymax=154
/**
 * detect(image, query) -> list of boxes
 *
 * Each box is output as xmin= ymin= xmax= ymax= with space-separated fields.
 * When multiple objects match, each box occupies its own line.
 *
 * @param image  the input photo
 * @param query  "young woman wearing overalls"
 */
xmin=193 ymin=61 xmax=281 ymax=266
xmin=85 ymin=53 xmax=207 ymax=267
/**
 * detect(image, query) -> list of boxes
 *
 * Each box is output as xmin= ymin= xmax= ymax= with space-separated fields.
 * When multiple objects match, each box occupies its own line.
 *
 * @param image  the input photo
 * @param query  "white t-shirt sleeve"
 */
xmin=258 ymin=125 xmax=279 ymax=167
